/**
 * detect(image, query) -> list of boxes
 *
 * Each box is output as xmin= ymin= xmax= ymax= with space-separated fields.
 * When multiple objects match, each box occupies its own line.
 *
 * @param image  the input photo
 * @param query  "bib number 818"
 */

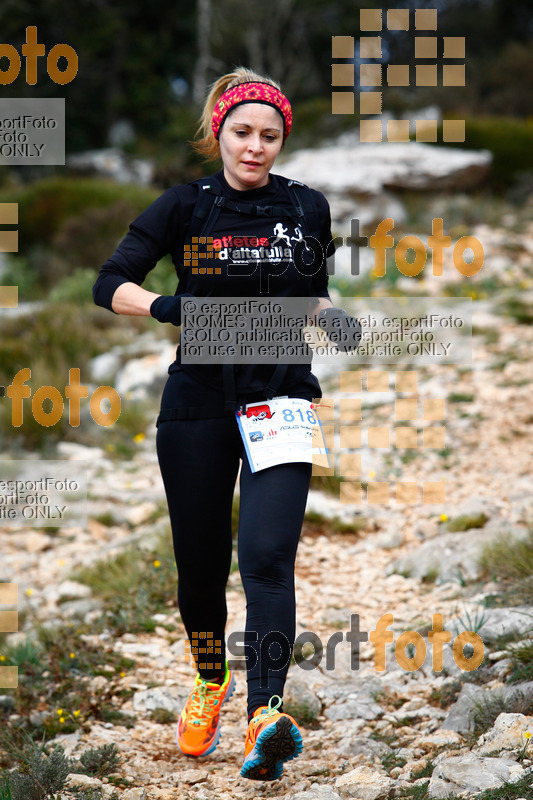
xmin=282 ymin=408 xmax=316 ymax=424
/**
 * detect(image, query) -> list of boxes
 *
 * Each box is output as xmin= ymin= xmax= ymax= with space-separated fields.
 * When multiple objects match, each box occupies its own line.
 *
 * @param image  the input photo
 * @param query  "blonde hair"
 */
xmin=192 ymin=67 xmax=282 ymax=162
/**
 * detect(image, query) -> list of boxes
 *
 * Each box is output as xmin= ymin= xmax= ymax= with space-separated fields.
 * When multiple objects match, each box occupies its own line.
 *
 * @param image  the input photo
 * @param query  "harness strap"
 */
xmin=212 ymin=194 xmax=308 ymax=220
xmin=222 ymin=360 xmax=289 ymax=413
xmin=156 ymin=362 xmax=291 ymax=425
xmin=185 ymin=173 xmax=320 ymax=246
xmin=177 ymin=172 xmax=319 ymax=413
xmin=223 ymin=361 xmax=238 ymax=412
xmin=263 ymin=363 xmax=289 ymax=399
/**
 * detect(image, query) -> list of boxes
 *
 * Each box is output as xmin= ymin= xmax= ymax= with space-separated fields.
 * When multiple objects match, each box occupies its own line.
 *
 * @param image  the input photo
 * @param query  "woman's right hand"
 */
xmin=150 ymin=293 xmax=196 ymax=326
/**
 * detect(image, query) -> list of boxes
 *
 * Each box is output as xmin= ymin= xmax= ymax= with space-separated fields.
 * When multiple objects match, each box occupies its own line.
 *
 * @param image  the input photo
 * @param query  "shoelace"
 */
xmin=188 ymin=680 xmax=223 ymax=725
xmin=251 ymin=694 xmax=283 ymax=727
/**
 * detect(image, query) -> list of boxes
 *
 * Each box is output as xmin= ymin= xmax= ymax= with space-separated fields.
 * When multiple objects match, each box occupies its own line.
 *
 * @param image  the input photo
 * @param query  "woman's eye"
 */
xmin=236 ymin=130 xmax=248 ymax=136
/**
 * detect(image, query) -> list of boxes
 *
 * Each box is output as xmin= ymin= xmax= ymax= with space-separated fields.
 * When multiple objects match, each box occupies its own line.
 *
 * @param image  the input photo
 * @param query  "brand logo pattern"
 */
xmin=332 ymin=8 xmax=465 ymax=143
xmin=313 ymin=369 xmax=446 ymax=505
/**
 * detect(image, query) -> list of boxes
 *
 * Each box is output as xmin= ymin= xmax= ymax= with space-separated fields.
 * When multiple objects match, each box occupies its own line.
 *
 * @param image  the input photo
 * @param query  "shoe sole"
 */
xmin=240 ymin=715 xmax=303 ymax=781
xmin=176 ymin=671 xmax=236 ymax=757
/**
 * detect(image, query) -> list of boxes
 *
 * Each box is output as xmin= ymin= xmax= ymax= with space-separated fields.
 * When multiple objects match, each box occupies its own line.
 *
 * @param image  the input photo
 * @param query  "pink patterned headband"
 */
xmin=211 ymin=82 xmax=292 ymax=140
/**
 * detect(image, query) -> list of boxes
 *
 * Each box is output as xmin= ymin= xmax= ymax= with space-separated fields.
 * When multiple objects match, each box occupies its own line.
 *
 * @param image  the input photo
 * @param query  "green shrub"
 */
xmin=73 ymin=743 xmax=121 ymax=777
xmin=141 ymin=254 xmax=181 ymax=297
xmin=499 ymin=297 xmax=533 ymax=326
xmin=149 ymin=708 xmax=177 ymax=724
xmin=429 ymin=679 xmax=463 ymax=709
xmin=0 ymin=738 xmax=70 ymax=800
xmin=71 ymin=530 xmax=177 ymax=635
xmin=48 ymin=268 xmax=99 ymax=305
xmin=0 ymin=177 xmax=158 ymax=253
xmin=0 ymin=255 xmax=40 ymax=300
xmin=50 ymin=201 xmax=140 ymax=273
xmin=435 ymin=116 xmax=533 ymax=186
xmin=446 ymin=513 xmax=488 ymax=532
xmin=0 ymin=303 xmax=132 ymax=376
xmin=310 ymin=473 xmax=342 ymax=496
xmin=0 ymin=622 xmax=137 ymax=751
xmin=448 ymin=393 xmax=475 ymax=403
xmin=0 ymin=304 xmax=153 ymax=453
xmin=0 ymin=738 xmax=122 ymax=800
xmin=232 ymin=496 xmax=240 ymax=537
xmin=97 ymin=397 xmax=155 ymax=460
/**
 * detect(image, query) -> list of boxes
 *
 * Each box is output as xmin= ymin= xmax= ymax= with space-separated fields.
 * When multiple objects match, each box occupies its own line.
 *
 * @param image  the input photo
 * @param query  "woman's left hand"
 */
xmin=317 ymin=307 xmax=362 ymax=352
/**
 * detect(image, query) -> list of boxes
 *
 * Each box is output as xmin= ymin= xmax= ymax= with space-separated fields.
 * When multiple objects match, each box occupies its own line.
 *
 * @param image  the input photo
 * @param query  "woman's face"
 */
xmin=218 ymin=103 xmax=284 ymax=192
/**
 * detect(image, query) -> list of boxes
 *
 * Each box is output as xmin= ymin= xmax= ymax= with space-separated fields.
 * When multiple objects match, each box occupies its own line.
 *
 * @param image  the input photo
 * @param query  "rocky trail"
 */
xmin=2 ymin=140 xmax=533 ymax=798
xmin=2 ymin=300 xmax=533 ymax=799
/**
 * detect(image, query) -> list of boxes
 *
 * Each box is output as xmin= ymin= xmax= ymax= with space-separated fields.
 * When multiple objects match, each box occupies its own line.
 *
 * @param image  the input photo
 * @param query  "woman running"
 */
xmin=93 ymin=66 xmax=359 ymax=781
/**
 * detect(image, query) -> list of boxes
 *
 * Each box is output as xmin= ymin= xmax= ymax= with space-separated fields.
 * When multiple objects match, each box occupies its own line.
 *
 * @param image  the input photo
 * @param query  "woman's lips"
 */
xmin=243 ymin=161 xmax=261 ymax=167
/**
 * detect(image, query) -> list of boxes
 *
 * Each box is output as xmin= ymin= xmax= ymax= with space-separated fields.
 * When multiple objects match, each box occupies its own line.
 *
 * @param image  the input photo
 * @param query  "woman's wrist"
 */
xmin=111 ymin=282 xmax=161 ymax=316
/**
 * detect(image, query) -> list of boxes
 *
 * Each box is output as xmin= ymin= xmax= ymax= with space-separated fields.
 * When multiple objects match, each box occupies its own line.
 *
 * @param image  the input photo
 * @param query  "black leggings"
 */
xmin=155 ymin=370 xmax=315 ymax=718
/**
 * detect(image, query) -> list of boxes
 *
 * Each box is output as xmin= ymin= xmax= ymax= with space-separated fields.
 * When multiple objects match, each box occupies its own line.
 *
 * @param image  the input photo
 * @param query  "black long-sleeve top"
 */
xmin=93 ymin=169 xmax=333 ymax=396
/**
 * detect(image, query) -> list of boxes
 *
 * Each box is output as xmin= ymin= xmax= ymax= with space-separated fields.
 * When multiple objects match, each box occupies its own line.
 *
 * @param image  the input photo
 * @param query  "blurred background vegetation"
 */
xmin=0 ymin=0 xmax=532 ymax=178
xmin=1 ymin=0 xmax=533 ymax=451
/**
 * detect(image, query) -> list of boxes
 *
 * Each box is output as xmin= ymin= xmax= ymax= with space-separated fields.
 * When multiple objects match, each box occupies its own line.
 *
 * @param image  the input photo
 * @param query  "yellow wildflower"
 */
xmin=153 ymin=560 xmax=161 ymax=568
xmin=133 ymin=433 xmax=145 ymax=443
xmin=440 ymin=513 xmax=448 ymax=521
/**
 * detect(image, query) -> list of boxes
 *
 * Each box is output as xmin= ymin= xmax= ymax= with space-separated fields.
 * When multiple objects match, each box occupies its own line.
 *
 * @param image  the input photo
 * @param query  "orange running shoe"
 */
xmin=241 ymin=695 xmax=303 ymax=781
xmin=176 ymin=661 xmax=235 ymax=757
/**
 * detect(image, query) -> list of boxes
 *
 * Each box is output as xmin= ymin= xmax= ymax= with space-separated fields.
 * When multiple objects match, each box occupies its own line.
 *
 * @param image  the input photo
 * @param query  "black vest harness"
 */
xmin=161 ymin=173 xmax=321 ymax=419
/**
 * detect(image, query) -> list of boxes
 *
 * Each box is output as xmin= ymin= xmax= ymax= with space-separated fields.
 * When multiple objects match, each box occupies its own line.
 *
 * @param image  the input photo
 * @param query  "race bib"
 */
xmin=235 ymin=397 xmax=331 ymax=473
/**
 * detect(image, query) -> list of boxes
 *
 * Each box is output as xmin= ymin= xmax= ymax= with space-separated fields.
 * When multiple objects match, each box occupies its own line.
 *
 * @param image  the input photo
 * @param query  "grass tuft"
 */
xmin=73 ymin=743 xmax=121 ymax=778
xmin=446 ymin=513 xmax=489 ymax=532
xmin=506 ymin=637 xmax=533 ymax=684
xmin=282 ymin=698 xmax=321 ymax=727
xmin=471 ymin=688 xmax=533 ymax=736
xmin=479 ymin=529 xmax=533 ymax=604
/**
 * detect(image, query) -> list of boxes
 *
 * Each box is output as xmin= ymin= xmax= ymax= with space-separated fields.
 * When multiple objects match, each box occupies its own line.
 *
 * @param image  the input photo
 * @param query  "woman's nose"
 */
xmin=247 ymin=135 xmax=262 ymax=152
